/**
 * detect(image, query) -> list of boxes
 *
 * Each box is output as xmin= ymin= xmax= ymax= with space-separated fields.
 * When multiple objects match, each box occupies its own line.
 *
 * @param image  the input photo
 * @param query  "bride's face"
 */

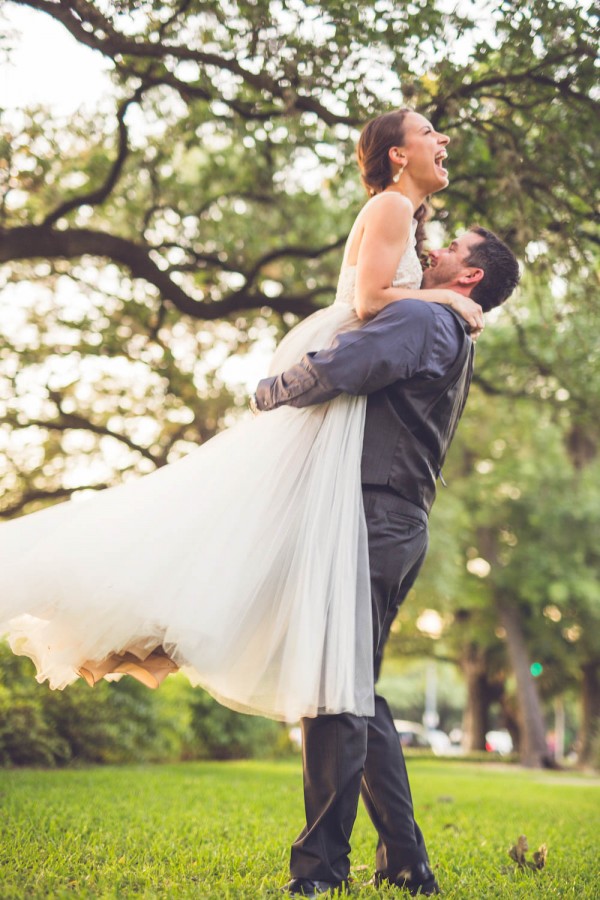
xmin=391 ymin=112 xmax=450 ymax=193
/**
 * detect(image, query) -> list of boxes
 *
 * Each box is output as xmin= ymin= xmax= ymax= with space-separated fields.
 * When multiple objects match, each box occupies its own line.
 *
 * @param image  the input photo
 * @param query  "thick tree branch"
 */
xmin=240 ymin=236 xmax=347 ymax=287
xmin=117 ymin=65 xmax=284 ymax=122
xmin=5 ymin=411 xmax=162 ymax=465
xmin=438 ymin=65 xmax=594 ymax=112
xmin=471 ymin=373 xmax=528 ymax=399
xmin=0 ymin=484 xmax=110 ymax=519
xmin=42 ymin=84 xmax=147 ymax=227
xmin=0 ymin=225 xmax=333 ymax=318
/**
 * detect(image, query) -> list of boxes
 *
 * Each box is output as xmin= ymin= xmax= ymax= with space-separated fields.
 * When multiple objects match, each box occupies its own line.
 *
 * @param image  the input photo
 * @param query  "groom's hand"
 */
xmin=249 ymin=393 xmax=260 ymax=415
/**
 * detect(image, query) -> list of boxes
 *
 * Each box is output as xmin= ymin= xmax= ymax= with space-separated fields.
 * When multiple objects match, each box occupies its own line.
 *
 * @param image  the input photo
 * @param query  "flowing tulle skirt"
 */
xmin=0 ymin=302 xmax=374 ymax=722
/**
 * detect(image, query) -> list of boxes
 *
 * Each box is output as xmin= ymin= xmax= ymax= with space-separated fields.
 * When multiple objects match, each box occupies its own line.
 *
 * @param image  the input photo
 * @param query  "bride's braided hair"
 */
xmin=356 ymin=108 xmax=429 ymax=260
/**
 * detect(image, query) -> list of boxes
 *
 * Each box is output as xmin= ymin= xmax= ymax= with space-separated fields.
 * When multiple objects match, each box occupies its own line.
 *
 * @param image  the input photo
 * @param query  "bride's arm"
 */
xmin=354 ymin=193 xmax=483 ymax=333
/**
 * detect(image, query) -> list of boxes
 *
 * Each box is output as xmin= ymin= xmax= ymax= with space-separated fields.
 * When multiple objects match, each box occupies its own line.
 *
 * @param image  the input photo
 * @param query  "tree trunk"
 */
xmin=579 ymin=661 xmax=600 ymax=765
xmin=459 ymin=644 xmax=503 ymax=751
xmin=565 ymin=424 xmax=597 ymax=471
xmin=462 ymin=670 xmax=490 ymax=751
xmin=499 ymin=692 xmax=521 ymax=752
xmin=496 ymin=597 xmax=550 ymax=767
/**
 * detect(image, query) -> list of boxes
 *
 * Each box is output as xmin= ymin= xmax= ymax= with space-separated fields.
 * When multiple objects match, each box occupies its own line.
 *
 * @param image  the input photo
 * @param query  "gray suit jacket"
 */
xmin=256 ymin=299 xmax=474 ymax=512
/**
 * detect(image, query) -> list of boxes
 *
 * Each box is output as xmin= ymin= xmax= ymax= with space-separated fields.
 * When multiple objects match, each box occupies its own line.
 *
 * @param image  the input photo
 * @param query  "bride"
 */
xmin=0 ymin=109 xmax=482 ymax=722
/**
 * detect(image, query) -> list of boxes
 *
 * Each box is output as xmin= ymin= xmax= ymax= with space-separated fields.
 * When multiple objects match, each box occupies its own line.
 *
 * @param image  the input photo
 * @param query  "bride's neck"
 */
xmin=385 ymin=181 xmax=426 ymax=212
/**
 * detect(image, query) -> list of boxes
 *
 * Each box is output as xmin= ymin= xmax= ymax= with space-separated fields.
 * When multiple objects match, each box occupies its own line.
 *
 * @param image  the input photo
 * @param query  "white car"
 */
xmin=485 ymin=729 xmax=513 ymax=755
xmin=393 ymin=720 xmax=431 ymax=749
xmin=426 ymin=728 xmax=457 ymax=756
xmin=393 ymin=720 xmax=455 ymax=755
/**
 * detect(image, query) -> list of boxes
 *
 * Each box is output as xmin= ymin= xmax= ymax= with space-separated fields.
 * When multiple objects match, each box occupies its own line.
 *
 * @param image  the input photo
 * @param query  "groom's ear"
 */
xmin=457 ymin=267 xmax=484 ymax=290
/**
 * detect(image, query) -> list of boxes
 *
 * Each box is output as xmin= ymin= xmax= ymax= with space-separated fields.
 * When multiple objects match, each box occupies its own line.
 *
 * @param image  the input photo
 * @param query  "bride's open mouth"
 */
xmin=435 ymin=150 xmax=448 ymax=174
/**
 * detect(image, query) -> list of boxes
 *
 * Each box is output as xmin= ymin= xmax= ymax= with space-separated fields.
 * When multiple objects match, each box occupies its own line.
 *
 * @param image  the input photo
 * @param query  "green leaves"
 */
xmin=2 ymin=0 xmax=598 ymax=762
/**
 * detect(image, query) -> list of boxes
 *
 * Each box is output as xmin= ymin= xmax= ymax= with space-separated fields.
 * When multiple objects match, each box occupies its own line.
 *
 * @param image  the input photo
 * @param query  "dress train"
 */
xmin=0 ymin=219 xmax=422 ymax=722
xmin=0 ymin=301 xmax=373 ymax=721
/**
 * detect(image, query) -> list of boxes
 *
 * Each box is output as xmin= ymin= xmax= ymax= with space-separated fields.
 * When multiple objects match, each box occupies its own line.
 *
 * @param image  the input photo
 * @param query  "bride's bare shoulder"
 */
xmin=344 ymin=193 xmax=413 ymax=266
xmin=355 ymin=193 xmax=414 ymax=245
xmin=363 ymin=191 xmax=413 ymax=220
xmin=349 ymin=192 xmax=412 ymax=235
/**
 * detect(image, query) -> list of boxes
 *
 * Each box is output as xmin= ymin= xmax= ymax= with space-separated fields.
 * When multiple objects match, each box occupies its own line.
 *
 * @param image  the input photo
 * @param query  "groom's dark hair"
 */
xmin=466 ymin=226 xmax=520 ymax=312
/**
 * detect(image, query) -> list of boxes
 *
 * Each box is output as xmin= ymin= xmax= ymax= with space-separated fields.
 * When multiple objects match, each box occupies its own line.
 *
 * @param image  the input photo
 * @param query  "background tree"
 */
xmin=1 ymin=0 xmax=598 ymax=766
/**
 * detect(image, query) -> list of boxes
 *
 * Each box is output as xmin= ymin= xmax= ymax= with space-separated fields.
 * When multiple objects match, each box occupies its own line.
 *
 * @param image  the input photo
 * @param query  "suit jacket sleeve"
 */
xmin=254 ymin=300 xmax=453 ymax=411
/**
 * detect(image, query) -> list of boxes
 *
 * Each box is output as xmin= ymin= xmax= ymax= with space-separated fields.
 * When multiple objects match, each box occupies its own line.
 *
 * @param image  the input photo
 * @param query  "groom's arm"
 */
xmin=254 ymin=300 xmax=467 ymax=411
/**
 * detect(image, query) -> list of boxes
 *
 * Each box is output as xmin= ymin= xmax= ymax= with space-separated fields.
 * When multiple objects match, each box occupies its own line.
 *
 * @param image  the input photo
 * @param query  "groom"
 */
xmin=253 ymin=225 xmax=519 ymax=897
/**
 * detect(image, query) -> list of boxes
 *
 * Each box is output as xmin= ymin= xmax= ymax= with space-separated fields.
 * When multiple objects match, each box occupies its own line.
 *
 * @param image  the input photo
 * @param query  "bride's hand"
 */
xmin=441 ymin=290 xmax=484 ymax=335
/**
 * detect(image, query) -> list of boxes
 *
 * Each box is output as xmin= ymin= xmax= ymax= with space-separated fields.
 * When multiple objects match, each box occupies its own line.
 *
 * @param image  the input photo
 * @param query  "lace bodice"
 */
xmin=334 ymin=219 xmax=422 ymax=309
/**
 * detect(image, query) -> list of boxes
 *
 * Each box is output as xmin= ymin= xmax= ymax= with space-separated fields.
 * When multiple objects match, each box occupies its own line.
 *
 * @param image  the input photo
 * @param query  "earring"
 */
xmin=392 ymin=165 xmax=404 ymax=183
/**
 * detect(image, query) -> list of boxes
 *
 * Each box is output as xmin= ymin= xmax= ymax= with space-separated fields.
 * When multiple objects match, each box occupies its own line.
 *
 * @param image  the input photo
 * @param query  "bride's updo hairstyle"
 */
xmin=357 ymin=108 xmax=429 ymax=258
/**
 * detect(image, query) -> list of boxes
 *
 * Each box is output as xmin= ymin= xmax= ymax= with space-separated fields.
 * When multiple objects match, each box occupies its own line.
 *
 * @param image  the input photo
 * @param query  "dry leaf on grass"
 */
xmin=508 ymin=834 xmax=529 ymax=866
xmin=507 ymin=835 xmax=548 ymax=872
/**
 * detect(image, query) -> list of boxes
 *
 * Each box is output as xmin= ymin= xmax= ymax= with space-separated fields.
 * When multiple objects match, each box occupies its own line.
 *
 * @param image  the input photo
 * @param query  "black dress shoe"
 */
xmin=373 ymin=861 xmax=441 ymax=896
xmin=281 ymin=877 xmax=348 ymax=897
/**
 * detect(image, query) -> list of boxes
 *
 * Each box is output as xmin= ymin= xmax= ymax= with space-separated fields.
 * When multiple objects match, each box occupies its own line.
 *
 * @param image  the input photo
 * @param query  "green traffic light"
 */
xmin=530 ymin=662 xmax=543 ymax=677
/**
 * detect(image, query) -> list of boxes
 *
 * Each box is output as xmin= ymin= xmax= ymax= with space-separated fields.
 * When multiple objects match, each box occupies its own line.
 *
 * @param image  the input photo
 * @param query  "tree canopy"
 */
xmin=1 ymin=0 xmax=599 ymax=765
xmin=2 ymin=0 xmax=597 ymax=318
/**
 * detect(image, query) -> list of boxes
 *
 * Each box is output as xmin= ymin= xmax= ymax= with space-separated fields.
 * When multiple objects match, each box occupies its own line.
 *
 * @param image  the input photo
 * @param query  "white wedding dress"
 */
xmin=0 ymin=220 xmax=422 ymax=722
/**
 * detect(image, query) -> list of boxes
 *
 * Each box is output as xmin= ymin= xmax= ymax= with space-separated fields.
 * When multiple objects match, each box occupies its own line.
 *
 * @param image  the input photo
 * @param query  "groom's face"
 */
xmin=422 ymin=232 xmax=484 ymax=290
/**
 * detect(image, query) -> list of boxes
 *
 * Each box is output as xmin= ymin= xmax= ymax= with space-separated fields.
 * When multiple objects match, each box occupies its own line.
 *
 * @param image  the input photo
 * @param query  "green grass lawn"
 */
xmin=0 ymin=759 xmax=598 ymax=898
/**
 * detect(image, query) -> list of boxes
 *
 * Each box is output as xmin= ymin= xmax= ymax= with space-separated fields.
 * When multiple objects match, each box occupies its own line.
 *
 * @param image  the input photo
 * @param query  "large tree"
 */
xmin=1 ymin=0 xmax=598 ymax=764
xmin=1 ymin=0 xmax=596 ymax=498
xmin=2 ymin=0 xmax=596 ymax=321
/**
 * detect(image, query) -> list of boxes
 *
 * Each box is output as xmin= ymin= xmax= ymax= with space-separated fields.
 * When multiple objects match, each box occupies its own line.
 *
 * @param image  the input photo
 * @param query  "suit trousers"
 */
xmin=290 ymin=487 xmax=431 ymax=883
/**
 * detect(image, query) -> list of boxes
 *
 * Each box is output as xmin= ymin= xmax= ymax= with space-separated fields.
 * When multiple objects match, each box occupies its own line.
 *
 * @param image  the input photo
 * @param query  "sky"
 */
xmin=1 ymin=5 xmax=113 ymax=114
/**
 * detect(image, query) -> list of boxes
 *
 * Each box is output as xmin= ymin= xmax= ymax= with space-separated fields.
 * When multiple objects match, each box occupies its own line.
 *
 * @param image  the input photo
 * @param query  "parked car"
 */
xmin=426 ymin=728 xmax=456 ymax=756
xmin=393 ymin=720 xmax=459 ymax=756
xmin=393 ymin=720 xmax=432 ymax=749
xmin=485 ymin=729 xmax=513 ymax=755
